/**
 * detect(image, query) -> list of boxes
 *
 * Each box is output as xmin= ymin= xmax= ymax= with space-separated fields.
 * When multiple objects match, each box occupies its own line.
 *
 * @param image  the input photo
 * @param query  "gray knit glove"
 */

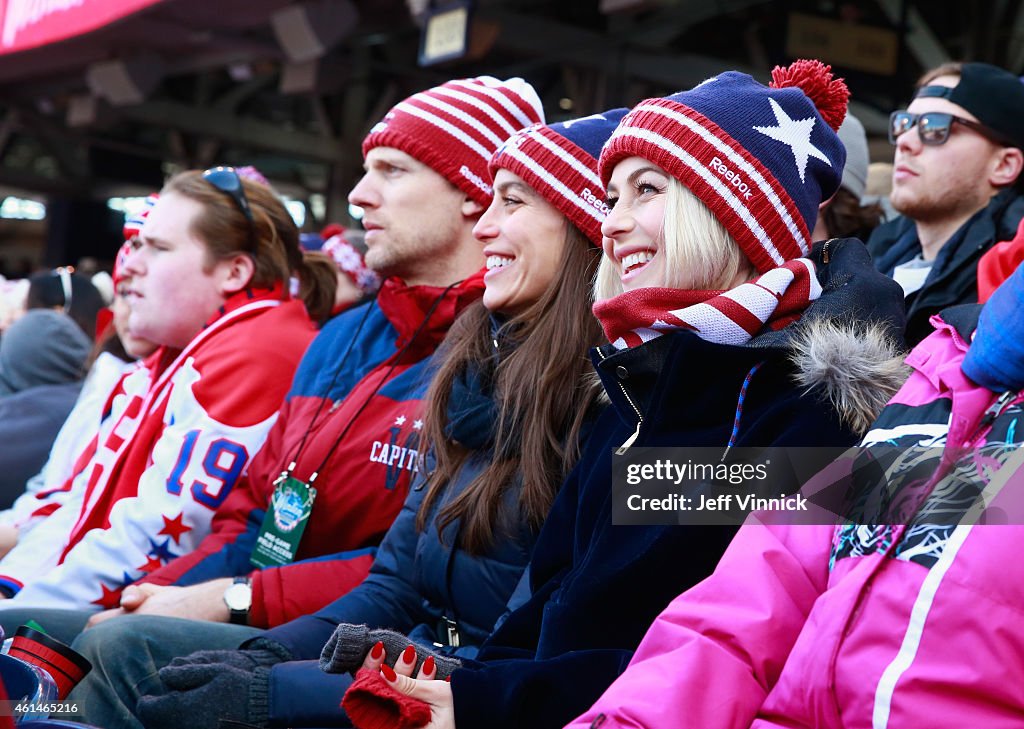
xmin=136 ymin=639 xmax=292 ymax=729
xmin=319 ymin=623 xmax=461 ymax=679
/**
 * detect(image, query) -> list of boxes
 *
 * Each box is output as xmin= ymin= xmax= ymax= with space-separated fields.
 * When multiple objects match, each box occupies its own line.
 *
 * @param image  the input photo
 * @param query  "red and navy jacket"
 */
xmin=0 ymin=287 xmax=317 ymax=608
xmin=138 ymin=274 xmax=485 ymax=627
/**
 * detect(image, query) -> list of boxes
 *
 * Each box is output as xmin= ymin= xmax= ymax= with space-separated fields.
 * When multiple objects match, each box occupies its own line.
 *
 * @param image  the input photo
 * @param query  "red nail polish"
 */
xmin=402 ymin=645 xmax=416 ymax=664
xmin=445 ymin=675 xmax=451 ymax=682
xmin=381 ymin=664 xmax=397 ymax=682
xmin=369 ymin=641 xmax=384 ymax=660
xmin=423 ymin=656 xmax=435 ymax=675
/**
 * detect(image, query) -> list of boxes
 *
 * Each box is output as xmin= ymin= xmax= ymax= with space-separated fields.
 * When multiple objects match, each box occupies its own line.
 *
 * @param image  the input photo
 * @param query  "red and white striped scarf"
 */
xmin=592 ymin=258 xmax=821 ymax=349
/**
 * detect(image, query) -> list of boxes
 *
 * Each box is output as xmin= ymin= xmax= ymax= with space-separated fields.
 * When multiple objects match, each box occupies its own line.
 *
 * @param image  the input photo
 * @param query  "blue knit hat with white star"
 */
xmin=600 ymin=59 xmax=849 ymax=272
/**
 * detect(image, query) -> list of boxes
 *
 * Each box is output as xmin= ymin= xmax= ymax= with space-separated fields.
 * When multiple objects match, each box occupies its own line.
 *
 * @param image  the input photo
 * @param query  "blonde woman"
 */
xmin=377 ymin=62 xmax=908 ymax=729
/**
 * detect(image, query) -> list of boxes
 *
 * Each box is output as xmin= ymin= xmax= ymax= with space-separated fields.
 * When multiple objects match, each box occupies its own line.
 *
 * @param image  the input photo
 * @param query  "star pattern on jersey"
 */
xmin=92 ymin=582 xmax=122 ymax=609
xmin=158 ymin=512 xmax=192 ymax=545
xmin=413 ymin=419 xmax=424 ymax=430
xmin=136 ymin=555 xmax=164 ymax=574
xmin=147 ymin=536 xmax=176 ymax=562
xmin=395 ymin=415 xmax=407 ymax=426
xmin=753 ymin=98 xmax=831 ymax=183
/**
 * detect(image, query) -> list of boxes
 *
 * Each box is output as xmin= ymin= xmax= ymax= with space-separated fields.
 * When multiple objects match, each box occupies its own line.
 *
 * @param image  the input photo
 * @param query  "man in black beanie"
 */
xmin=868 ymin=61 xmax=1024 ymax=345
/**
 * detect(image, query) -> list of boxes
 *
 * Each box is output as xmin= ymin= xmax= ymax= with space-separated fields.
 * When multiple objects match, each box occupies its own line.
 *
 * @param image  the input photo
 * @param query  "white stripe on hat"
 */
xmin=393 ymin=101 xmax=493 ymax=162
xmin=503 ymin=143 xmax=604 ymax=226
xmin=631 ymin=102 xmax=807 ymax=254
xmin=413 ymin=93 xmax=507 ymax=149
xmin=528 ymin=129 xmax=604 ymax=189
xmin=433 ymin=86 xmax=523 ymax=138
xmin=448 ymin=79 xmax=537 ymax=129
xmin=614 ymin=126 xmax=788 ymax=266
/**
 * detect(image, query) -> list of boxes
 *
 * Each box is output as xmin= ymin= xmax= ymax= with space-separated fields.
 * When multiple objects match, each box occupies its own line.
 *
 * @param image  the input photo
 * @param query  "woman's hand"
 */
xmin=360 ymin=643 xmax=456 ymax=729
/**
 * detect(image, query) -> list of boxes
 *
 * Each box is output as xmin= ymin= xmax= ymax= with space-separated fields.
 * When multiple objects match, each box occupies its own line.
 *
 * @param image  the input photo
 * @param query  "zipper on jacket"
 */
xmin=596 ymin=348 xmax=644 ymax=454
xmin=968 ymin=389 xmax=1017 ymax=445
xmin=617 ymin=419 xmax=642 ymax=455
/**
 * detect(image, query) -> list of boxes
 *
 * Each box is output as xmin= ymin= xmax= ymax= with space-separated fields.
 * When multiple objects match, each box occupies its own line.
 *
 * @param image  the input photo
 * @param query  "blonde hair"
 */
xmin=594 ymin=177 xmax=755 ymax=301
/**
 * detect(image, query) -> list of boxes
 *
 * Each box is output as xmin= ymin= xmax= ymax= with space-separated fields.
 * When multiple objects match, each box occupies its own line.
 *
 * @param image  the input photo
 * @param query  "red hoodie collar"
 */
xmin=144 ymin=283 xmax=287 ymax=380
xmin=202 ymin=282 xmax=287 ymax=329
xmin=376 ymin=269 xmax=485 ymax=351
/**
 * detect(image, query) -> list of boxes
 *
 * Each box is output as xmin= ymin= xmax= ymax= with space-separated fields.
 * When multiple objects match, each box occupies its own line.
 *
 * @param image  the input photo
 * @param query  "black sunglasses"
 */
xmin=889 ymin=111 xmax=1013 ymax=148
xmin=202 ymin=166 xmax=257 ymax=253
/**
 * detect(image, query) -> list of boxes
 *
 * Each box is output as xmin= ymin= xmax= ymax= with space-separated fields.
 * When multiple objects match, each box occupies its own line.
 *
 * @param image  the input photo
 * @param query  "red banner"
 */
xmin=0 ymin=0 xmax=162 ymax=55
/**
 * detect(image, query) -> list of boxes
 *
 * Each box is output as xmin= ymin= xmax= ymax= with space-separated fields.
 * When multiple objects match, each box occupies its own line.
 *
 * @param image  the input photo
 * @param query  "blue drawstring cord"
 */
xmin=722 ymin=362 xmax=763 ymax=461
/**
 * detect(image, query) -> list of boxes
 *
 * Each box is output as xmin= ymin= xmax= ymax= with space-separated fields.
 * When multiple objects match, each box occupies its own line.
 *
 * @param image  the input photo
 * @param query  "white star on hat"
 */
xmin=753 ymin=98 xmax=831 ymax=183
xmin=561 ymin=112 xmax=607 ymax=129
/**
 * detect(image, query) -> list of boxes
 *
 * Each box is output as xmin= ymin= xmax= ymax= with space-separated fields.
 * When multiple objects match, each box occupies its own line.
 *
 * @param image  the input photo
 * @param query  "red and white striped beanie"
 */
xmin=122 ymin=193 xmax=159 ymax=242
xmin=362 ymin=76 xmax=545 ymax=207
xmin=115 ymin=193 xmax=159 ymax=287
xmin=489 ymin=109 xmax=628 ymax=246
xmin=599 ymin=60 xmax=849 ymax=273
xmin=322 ymin=230 xmax=381 ymax=294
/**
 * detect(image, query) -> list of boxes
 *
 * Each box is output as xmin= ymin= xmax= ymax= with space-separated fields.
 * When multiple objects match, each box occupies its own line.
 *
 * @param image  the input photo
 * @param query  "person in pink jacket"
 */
xmin=570 ymin=253 xmax=1024 ymax=726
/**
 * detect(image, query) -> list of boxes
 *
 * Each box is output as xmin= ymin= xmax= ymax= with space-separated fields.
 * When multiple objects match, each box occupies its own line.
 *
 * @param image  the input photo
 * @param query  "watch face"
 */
xmin=224 ymin=583 xmax=252 ymax=611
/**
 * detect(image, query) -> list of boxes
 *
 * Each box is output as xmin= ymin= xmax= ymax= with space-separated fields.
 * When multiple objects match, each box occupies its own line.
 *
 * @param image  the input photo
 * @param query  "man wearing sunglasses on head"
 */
xmin=48 ymin=77 xmax=543 ymax=729
xmin=868 ymin=61 xmax=1024 ymax=345
xmin=0 ymin=169 xmax=333 ymax=617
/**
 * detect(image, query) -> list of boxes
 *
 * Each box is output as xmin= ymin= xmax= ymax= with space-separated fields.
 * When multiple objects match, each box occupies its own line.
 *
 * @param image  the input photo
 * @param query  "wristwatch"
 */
xmin=223 ymin=576 xmax=253 ymax=625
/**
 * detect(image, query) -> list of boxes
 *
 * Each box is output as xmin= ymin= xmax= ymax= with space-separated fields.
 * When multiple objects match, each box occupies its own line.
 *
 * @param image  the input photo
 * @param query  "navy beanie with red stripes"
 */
xmin=489 ymin=108 xmax=628 ymax=246
xmin=599 ymin=59 xmax=849 ymax=272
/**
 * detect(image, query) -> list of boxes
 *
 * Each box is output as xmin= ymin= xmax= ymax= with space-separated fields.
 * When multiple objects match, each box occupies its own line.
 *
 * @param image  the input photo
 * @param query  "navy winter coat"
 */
xmin=868 ymin=188 xmax=1024 ymax=345
xmin=259 ymin=341 xmax=564 ymax=726
xmin=449 ymin=238 xmax=910 ymax=729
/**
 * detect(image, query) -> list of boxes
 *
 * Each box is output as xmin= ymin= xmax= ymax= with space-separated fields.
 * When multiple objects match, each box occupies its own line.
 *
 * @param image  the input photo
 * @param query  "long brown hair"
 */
xmin=163 ymin=170 xmax=337 ymax=322
xmin=821 ymin=188 xmax=884 ymax=241
xmin=416 ymin=224 xmax=604 ymax=554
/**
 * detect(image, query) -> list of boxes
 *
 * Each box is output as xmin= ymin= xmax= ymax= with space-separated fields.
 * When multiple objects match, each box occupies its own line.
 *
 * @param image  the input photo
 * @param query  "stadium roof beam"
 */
xmin=113 ymin=100 xmax=341 ymax=162
xmin=606 ymin=0 xmax=773 ymax=49
xmin=1008 ymin=0 xmax=1024 ymax=71
xmin=480 ymin=8 xmax=759 ymax=92
xmin=875 ymin=0 xmax=951 ymax=70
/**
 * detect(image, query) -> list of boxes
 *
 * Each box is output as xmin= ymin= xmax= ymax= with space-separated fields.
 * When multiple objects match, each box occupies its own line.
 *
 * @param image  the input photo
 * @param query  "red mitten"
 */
xmin=342 ymin=667 xmax=432 ymax=729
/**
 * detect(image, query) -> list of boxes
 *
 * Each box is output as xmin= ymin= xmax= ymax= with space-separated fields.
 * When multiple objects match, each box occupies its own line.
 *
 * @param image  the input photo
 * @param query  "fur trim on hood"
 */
xmin=789 ymin=317 xmax=909 ymax=437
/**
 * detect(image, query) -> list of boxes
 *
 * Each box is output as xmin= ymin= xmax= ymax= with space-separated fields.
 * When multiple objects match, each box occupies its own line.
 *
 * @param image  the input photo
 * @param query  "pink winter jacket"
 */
xmin=569 ymin=311 xmax=1024 ymax=729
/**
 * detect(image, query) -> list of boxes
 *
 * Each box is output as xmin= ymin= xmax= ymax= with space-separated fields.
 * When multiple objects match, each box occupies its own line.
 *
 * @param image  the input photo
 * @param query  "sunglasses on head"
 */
xmin=202 ymin=166 xmax=257 ymax=253
xmin=889 ymin=110 xmax=1013 ymax=147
